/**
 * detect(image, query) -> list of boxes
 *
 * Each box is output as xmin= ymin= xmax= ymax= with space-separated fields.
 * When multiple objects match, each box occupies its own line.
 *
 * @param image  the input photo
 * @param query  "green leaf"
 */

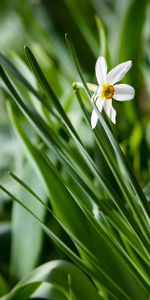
xmin=10 ymin=163 xmax=46 ymax=280
xmin=0 ymin=282 xmax=41 ymax=300
xmin=7 ymin=102 xmax=149 ymax=299
xmin=0 ymin=274 xmax=9 ymax=296
xmin=119 ymin=0 xmax=148 ymax=118
xmin=1 ymin=48 xmax=150 ymax=300
xmin=0 ymin=53 xmax=60 ymax=123
xmin=24 ymin=46 xmax=81 ymax=144
xmin=66 ymin=36 xmax=150 ymax=251
xmin=64 ymin=0 xmax=99 ymax=57
xmin=119 ymin=0 xmax=148 ymax=61
xmin=95 ymin=16 xmax=111 ymax=66
xmin=1 ymin=260 xmax=103 ymax=300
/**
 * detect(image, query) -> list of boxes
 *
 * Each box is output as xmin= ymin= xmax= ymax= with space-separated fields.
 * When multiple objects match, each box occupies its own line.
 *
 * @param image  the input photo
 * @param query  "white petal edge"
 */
xmin=110 ymin=106 xmax=116 ymax=124
xmin=104 ymin=100 xmax=116 ymax=124
xmin=96 ymin=98 xmax=105 ymax=112
xmin=91 ymin=92 xmax=96 ymax=103
xmin=87 ymin=83 xmax=98 ymax=92
xmin=103 ymin=99 xmax=112 ymax=116
xmin=91 ymin=86 xmax=99 ymax=103
xmin=91 ymin=109 xmax=98 ymax=129
xmin=107 ymin=60 xmax=132 ymax=85
xmin=91 ymin=98 xmax=104 ymax=129
xmin=113 ymin=84 xmax=135 ymax=101
xmin=95 ymin=56 xmax=107 ymax=85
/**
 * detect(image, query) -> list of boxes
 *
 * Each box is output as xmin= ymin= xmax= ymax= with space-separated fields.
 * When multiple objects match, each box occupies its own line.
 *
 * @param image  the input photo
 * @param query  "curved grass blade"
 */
xmin=0 ymin=282 xmax=41 ymax=300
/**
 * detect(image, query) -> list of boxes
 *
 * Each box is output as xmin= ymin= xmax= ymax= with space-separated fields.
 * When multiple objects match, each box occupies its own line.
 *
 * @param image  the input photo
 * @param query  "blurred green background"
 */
xmin=0 ymin=0 xmax=150 ymax=296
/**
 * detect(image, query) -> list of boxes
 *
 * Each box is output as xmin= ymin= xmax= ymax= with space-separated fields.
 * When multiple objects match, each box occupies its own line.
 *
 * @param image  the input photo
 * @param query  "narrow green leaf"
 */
xmin=0 ymin=53 xmax=57 ymax=116
xmin=0 ymin=185 xmax=130 ymax=300
xmin=10 ymin=163 xmax=46 ymax=280
xmin=66 ymin=36 xmax=150 ymax=250
xmin=95 ymin=16 xmax=111 ymax=65
xmin=74 ymin=86 xmax=150 ymax=257
xmin=7 ymin=104 xmax=149 ymax=298
xmin=0 ymin=282 xmax=41 ymax=300
xmin=24 ymin=46 xmax=82 ymax=144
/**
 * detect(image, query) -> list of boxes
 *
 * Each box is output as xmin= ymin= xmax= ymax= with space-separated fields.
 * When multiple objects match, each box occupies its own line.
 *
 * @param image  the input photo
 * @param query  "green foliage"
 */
xmin=0 ymin=1 xmax=150 ymax=300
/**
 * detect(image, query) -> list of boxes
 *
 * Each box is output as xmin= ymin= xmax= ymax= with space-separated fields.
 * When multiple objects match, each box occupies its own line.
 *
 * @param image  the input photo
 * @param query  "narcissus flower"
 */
xmin=91 ymin=56 xmax=135 ymax=129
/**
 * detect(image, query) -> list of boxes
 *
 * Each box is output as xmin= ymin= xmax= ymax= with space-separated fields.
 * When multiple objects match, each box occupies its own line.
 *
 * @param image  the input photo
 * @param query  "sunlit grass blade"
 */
xmin=21 ymin=260 xmax=103 ymax=300
xmin=10 ymin=164 xmax=46 ymax=280
xmin=0 ymin=282 xmax=41 ymax=300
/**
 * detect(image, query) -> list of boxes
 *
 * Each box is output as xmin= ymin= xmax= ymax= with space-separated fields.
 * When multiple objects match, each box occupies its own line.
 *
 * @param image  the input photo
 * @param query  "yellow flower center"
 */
xmin=101 ymin=84 xmax=114 ymax=99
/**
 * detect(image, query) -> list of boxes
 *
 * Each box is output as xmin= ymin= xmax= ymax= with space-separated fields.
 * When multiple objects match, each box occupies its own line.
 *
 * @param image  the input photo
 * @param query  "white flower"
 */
xmin=91 ymin=56 xmax=135 ymax=129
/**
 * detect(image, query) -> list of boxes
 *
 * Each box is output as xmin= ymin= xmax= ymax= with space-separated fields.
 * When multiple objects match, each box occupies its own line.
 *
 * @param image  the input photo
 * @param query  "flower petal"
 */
xmin=111 ymin=106 xmax=116 ymax=124
xmin=91 ymin=98 xmax=104 ymax=129
xmin=91 ymin=87 xmax=99 ymax=102
xmin=107 ymin=61 xmax=132 ymax=84
xmin=104 ymin=100 xmax=116 ymax=124
xmin=113 ymin=84 xmax=135 ymax=101
xmin=87 ymin=83 xmax=98 ymax=92
xmin=103 ymin=99 xmax=112 ymax=116
xmin=96 ymin=98 xmax=105 ymax=112
xmin=95 ymin=56 xmax=107 ymax=85
xmin=91 ymin=109 xmax=98 ymax=129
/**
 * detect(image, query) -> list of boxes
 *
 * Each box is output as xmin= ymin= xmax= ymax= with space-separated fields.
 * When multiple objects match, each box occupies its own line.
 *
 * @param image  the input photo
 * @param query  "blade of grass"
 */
xmin=73 ymin=85 xmax=150 ymax=256
xmin=0 ymin=62 xmax=126 ymax=215
xmin=7 ymin=102 xmax=148 ymax=298
xmin=66 ymin=35 xmax=150 ymax=244
xmin=0 ymin=184 xmax=135 ymax=300
xmin=1 ymin=67 xmax=103 ymax=206
xmin=0 ymin=53 xmax=59 ymax=119
xmin=1 ymin=61 xmax=149 ymax=261
xmin=95 ymin=16 xmax=111 ymax=65
xmin=11 ymin=171 xmax=150 ymax=293
xmin=24 ymin=46 xmax=82 ymax=144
